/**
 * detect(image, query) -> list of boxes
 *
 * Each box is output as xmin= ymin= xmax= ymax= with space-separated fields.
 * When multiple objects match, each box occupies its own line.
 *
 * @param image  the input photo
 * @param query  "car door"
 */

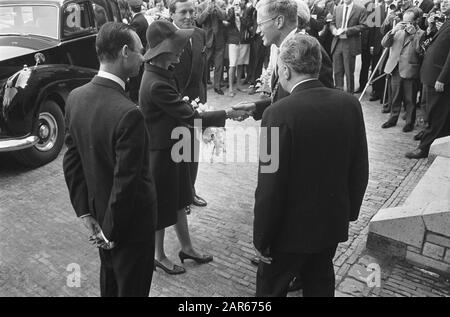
xmin=60 ymin=0 xmax=99 ymax=70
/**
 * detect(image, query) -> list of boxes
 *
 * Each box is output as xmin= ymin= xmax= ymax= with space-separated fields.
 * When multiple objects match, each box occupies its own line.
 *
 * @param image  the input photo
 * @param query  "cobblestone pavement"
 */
xmin=0 ymin=84 xmax=449 ymax=297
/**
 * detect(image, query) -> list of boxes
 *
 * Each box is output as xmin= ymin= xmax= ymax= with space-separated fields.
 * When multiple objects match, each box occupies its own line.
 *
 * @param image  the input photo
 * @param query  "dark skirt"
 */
xmin=150 ymin=149 xmax=193 ymax=230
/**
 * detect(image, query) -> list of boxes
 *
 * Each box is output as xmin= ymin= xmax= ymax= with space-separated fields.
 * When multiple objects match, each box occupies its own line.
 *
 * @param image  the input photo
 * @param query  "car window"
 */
xmin=0 ymin=5 xmax=58 ymax=39
xmin=63 ymin=2 xmax=93 ymax=37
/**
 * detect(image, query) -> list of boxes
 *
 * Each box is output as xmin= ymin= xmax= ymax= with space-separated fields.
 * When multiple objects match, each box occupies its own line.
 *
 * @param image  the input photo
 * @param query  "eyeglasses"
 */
xmin=257 ymin=15 xmax=279 ymax=28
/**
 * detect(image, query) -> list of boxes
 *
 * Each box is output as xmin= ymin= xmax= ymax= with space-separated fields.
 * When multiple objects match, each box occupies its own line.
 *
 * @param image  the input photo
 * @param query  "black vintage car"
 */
xmin=0 ymin=0 xmax=122 ymax=167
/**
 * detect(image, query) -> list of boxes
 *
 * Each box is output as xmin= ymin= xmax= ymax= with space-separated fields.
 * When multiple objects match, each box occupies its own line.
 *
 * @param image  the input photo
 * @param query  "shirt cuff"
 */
xmin=79 ymin=214 xmax=92 ymax=219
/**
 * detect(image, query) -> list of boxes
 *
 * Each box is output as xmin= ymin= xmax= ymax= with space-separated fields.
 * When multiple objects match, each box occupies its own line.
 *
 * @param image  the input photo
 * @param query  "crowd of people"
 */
xmin=61 ymin=0 xmax=449 ymax=297
xmin=117 ymin=0 xmax=450 ymax=160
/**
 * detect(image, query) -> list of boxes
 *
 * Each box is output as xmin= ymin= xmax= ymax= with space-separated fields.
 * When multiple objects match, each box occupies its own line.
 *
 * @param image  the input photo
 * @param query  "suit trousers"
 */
xmin=333 ymin=40 xmax=356 ymax=93
xmin=388 ymin=68 xmax=418 ymax=126
xmin=99 ymin=240 xmax=154 ymax=297
xmin=419 ymin=85 xmax=450 ymax=152
xmin=256 ymin=244 xmax=338 ymax=297
xmin=207 ymin=42 xmax=225 ymax=89
xmin=360 ymin=49 xmax=384 ymax=97
xmin=248 ymin=35 xmax=268 ymax=85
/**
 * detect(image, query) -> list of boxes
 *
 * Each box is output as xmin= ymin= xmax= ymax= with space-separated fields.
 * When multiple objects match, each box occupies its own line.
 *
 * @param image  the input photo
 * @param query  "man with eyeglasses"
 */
xmin=233 ymin=0 xmax=334 ymax=122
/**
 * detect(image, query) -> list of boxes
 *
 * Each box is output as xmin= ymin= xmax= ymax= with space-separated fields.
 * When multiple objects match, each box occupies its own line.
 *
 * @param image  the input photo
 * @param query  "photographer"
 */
xmin=381 ymin=9 xmax=424 ymax=132
xmin=381 ymin=0 xmax=415 ymax=34
xmin=197 ymin=0 xmax=228 ymax=95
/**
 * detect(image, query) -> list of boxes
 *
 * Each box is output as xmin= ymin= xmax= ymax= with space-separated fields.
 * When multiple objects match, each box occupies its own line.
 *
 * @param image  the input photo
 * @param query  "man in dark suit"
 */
xmin=358 ymin=0 xmax=386 ymax=100
xmin=233 ymin=0 xmax=334 ymax=122
xmin=196 ymin=0 xmax=227 ymax=95
xmin=406 ymin=0 xmax=450 ymax=158
xmin=127 ymin=0 xmax=149 ymax=102
xmin=63 ymin=22 xmax=157 ymax=297
xmin=254 ymin=33 xmax=369 ymax=297
xmin=330 ymin=0 xmax=368 ymax=93
xmin=171 ymin=0 xmax=209 ymax=207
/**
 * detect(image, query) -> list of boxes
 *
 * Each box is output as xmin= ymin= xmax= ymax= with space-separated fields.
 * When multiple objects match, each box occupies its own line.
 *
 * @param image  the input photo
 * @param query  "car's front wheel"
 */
xmin=13 ymin=99 xmax=65 ymax=168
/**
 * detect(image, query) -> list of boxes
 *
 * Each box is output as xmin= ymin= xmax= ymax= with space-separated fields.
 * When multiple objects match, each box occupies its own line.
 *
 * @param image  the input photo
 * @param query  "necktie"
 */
xmin=343 ymin=6 xmax=349 ymax=29
xmin=186 ymin=40 xmax=192 ymax=56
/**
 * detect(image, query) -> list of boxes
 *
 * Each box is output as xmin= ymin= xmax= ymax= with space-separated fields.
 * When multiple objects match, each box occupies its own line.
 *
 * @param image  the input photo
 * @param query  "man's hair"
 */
xmin=279 ymin=33 xmax=322 ymax=77
xmin=256 ymin=0 xmax=298 ymax=26
xmin=96 ymin=22 xmax=136 ymax=62
xmin=169 ymin=0 xmax=190 ymax=14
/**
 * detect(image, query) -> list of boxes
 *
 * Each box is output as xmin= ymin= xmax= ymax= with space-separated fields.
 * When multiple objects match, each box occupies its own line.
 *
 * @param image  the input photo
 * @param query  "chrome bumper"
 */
xmin=0 ymin=135 xmax=39 ymax=152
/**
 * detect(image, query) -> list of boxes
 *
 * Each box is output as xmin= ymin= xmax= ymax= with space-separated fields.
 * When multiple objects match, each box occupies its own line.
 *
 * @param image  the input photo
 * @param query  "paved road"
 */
xmin=0 ymin=86 xmax=449 ymax=297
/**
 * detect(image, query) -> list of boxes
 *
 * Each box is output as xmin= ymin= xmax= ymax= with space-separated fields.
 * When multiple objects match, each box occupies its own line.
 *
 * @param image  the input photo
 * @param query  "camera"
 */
xmin=432 ymin=12 xmax=446 ymax=23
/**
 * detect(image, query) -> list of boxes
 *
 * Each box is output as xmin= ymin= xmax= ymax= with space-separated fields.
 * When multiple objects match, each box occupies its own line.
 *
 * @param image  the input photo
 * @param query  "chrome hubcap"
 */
xmin=36 ymin=112 xmax=58 ymax=152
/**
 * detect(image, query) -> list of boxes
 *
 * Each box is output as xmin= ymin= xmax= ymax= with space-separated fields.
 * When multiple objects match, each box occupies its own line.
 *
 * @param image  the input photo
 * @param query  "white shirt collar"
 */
xmin=97 ymin=70 xmax=126 ymax=91
xmin=290 ymin=78 xmax=317 ymax=94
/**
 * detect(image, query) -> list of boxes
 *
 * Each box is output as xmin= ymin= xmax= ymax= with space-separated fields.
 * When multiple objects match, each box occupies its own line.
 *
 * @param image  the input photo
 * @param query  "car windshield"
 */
xmin=0 ymin=5 xmax=58 ymax=39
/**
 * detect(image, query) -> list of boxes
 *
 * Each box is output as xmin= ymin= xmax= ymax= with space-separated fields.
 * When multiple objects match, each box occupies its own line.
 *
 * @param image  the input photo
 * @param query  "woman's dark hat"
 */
xmin=144 ymin=20 xmax=194 ymax=61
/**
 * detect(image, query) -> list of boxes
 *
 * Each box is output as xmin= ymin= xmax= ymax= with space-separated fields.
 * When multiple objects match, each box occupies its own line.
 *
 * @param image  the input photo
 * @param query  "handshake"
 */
xmin=225 ymin=101 xmax=256 ymax=121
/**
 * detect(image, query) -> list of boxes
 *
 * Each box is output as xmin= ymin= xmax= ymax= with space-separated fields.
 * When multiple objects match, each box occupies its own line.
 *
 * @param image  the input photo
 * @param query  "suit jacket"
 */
xmin=253 ymin=40 xmax=335 ymax=121
xmin=382 ymin=28 xmax=424 ymax=78
xmin=253 ymin=79 xmax=369 ymax=254
xmin=420 ymin=20 xmax=450 ymax=86
xmin=173 ymin=27 xmax=208 ymax=104
xmin=139 ymin=63 xmax=226 ymax=150
xmin=226 ymin=6 xmax=252 ymax=45
xmin=196 ymin=0 xmax=227 ymax=49
xmin=63 ymin=76 xmax=157 ymax=243
xmin=130 ymin=13 xmax=149 ymax=49
xmin=331 ymin=3 xmax=368 ymax=56
xmin=308 ymin=4 xmax=326 ymax=39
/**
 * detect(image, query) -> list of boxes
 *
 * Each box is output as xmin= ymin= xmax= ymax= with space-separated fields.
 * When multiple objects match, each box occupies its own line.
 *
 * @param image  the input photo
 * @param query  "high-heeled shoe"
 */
xmin=154 ymin=259 xmax=186 ymax=275
xmin=178 ymin=251 xmax=213 ymax=264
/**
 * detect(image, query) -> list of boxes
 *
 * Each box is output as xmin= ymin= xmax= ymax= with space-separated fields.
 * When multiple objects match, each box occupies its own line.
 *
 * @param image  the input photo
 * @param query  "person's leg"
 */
xmin=332 ymin=45 xmax=345 ymax=90
xmin=256 ymin=253 xmax=302 ymax=297
xmin=371 ymin=50 xmax=384 ymax=98
xmin=359 ymin=48 xmax=371 ymax=91
xmin=236 ymin=65 xmax=245 ymax=90
xmin=301 ymin=245 xmax=338 ymax=297
xmin=343 ymin=51 xmax=356 ymax=93
xmin=174 ymin=208 xmax=212 ymax=261
xmin=419 ymin=89 xmax=450 ymax=152
xmin=384 ymin=69 xmax=402 ymax=126
xmin=402 ymin=78 xmax=418 ymax=130
xmin=99 ymin=248 xmax=118 ymax=297
xmin=112 ymin=241 xmax=155 ymax=297
xmin=214 ymin=45 xmax=225 ymax=90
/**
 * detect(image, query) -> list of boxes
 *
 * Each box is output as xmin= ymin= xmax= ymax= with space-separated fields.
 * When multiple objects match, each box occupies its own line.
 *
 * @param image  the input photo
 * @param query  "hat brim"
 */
xmin=144 ymin=28 xmax=194 ymax=61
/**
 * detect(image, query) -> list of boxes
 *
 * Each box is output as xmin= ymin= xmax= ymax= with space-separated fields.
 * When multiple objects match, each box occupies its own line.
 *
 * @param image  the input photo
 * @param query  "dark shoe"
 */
xmin=154 ymin=259 xmax=186 ymax=275
xmin=287 ymin=277 xmax=303 ymax=292
xmin=405 ymin=148 xmax=428 ymax=159
xmin=178 ymin=251 xmax=213 ymax=264
xmin=381 ymin=107 xmax=390 ymax=113
xmin=382 ymin=120 xmax=396 ymax=129
xmin=402 ymin=123 xmax=414 ymax=133
xmin=193 ymin=195 xmax=207 ymax=207
xmin=354 ymin=87 xmax=364 ymax=94
xmin=250 ymin=256 xmax=259 ymax=267
xmin=207 ymin=79 xmax=212 ymax=85
xmin=214 ymin=88 xmax=224 ymax=95
xmin=369 ymin=95 xmax=381 ymax=102
xmin=414 ymin=130 xmax=425 ymax=141
xmin=248 ymin=87 xmax=258 ymax=95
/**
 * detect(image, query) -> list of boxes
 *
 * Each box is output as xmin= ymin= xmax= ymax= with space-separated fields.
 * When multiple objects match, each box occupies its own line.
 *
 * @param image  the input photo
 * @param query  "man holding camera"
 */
xmin=381 ymin=9 xmax=424 ymax=132
xmin=406 ymin=0 xmax=450 ymax=158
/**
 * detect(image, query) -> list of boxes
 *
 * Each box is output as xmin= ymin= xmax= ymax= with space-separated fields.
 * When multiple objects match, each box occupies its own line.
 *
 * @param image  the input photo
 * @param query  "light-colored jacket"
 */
xmin=382 ymin=28 xmax=424 ymax=79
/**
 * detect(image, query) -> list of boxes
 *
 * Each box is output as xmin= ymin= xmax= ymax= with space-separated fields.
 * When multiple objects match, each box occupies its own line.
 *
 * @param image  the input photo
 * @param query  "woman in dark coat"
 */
xmin=139 ymin=20 xmax=246 ymax=274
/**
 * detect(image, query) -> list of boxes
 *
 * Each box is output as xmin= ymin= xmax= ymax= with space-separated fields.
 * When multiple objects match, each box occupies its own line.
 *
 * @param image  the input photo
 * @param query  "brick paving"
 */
xmin=0 ymin=84 xmax=449 ymax=297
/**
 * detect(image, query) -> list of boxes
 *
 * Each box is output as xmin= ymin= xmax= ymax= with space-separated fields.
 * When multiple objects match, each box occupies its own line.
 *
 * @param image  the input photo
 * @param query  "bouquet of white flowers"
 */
xmin=184 ymin=97 xmax=226 ymax=163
